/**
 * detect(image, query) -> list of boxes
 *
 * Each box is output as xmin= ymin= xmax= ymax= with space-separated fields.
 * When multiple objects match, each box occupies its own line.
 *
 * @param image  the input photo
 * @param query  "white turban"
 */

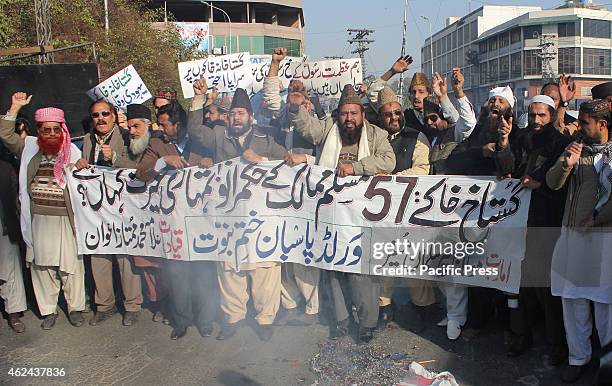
xmin=529 ymin=95 xmax=556 ymax=110
xmin=488 ymin=86 xmax=515 ymax=108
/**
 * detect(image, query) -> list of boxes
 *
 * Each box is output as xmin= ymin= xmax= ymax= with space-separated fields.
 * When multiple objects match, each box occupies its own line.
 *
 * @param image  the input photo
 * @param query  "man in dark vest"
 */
xmin=375 ymin=86 xmax=435 ymax=331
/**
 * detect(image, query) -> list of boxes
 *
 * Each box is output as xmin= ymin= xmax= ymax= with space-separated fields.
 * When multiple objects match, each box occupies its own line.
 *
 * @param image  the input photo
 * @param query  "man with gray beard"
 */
xmin=124 ymin=104 xmax=171 ymax=324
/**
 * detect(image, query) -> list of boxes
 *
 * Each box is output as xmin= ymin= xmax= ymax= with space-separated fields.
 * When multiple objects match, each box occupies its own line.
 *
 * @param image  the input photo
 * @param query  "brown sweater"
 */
xmin=546 ymin=152 xmax=612 ymax=227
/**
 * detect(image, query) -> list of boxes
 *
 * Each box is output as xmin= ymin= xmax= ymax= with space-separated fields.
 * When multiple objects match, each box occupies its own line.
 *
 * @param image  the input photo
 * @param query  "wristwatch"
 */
xmin=561 ymin=99 xmax=569 ymax=108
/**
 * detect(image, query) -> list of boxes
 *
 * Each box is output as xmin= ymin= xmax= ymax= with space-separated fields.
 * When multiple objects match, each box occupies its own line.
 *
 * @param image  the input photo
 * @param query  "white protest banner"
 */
xmin=291 ymin=58 xmax=363 ymax=97
xmin=175 ymin=22 xmax=209 ymax=53
xmin=177 ymin=52 xmax=253 ymax=98
xmin=67 ymin=159 xmax=531 ymax=293
xmin=86 ymin=65 xmax=152 ymax=110
xmin=247 ymin=55 xmax=302 ymax=95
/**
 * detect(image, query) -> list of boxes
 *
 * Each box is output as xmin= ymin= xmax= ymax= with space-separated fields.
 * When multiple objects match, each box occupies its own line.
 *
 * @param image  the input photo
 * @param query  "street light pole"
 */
xmin=201 ymin=1 xmax=232 ymax=54
xmin=421 ymin=16 xmax=433 ymax=77
xmin=104 ymin=0 xmax=109 ymax=34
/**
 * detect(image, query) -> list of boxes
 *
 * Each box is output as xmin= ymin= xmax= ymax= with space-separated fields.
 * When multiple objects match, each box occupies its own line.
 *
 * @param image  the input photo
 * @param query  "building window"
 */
xmin=510 ymin=28 xmax=521 ymax=44
xmin=558 ymin=47 xmax=580 ymax=74
xmin=489 ymin=58 xmax=498 ymax=83
xmin=583 ymin=19 xmax=611 ymax=39
xmin=524 ymin=50 xmax=541 ymax=75
xmin=499 ymin=32 xmax=509 ymax=48
xmin=523 ymin=25 xmax=542 ymax=40
xmin=458 ymin=27 xmax=464 ymax=46
xmin=480 ymin=62 xmax=488 ymax=83
xmin=488 ymin=36 xmax=497 ymax=51
xmin=458 ymin=47 xmax=464 ymax=67
xmin=463 ymin=24 xmax=470 ymax=44
xmin=511 ymin=52 xmax=521 ymax=78
xmin=479 ymin=41 xmax=487 ymax=54
xmin=583 ymin=48 xmax=611 ymax=75
xmin=558 ymin=22 xmax=578 ymax=37
xmin=438 ymin=55 xmax=448 ymax=72
xmin=470 ymin=21 xmax=477 ymax=41
xmin=499 ymin=56 xmax=509 ymax=80
xmin=452 ymin=31 xmax=457 ymax=49
xmin=264 ymin=36 xmax=301 ymax=57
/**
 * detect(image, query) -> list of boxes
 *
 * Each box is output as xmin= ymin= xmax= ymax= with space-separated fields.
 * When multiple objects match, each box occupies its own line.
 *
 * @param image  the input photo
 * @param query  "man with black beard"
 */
xmin=188 ymin=76 xmax=288 ymax=342
xmin=445 ymin=86 xmax=517 ymax=339
xmin=286 ymin=84 xmax=395 ymax=343
xmin=493 ymin=95 xmax=570 ymax=362
xmin=447 ymin=86 xmax=516 ymax=176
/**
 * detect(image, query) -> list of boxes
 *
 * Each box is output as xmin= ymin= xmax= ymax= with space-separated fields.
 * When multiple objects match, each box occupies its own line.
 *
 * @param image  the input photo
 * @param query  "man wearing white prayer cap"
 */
xmin=443 ymin=85 xmax=520 ymax=338
xmin=497 ymin=92 xmax=571 ymax=360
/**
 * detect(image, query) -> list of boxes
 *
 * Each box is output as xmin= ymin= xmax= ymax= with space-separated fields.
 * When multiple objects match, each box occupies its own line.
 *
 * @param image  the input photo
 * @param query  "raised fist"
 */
xmin=272 ymin=48 xmax=287 ymax=64
xmin=193 ymin=76 xmax=208 ymax=96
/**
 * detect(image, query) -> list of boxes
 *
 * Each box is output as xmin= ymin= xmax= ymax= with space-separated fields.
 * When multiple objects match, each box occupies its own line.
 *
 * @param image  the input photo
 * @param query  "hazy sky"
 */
xmin=302 ymin=0 xmax=571 ymax=77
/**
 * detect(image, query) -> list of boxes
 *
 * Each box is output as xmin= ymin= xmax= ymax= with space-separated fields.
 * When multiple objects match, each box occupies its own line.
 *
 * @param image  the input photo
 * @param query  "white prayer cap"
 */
xmin=488 ymin=86 xmax=515 ymax=108
xmin=529 ymin=95 xmax=556 ymax=110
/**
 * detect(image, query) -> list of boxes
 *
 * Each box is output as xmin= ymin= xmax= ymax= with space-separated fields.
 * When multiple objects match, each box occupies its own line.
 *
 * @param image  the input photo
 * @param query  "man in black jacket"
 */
xmin=445 ymin=85 xmax=517 ymax=338
xmin=496 ymin=95 xmax=570 ymax=363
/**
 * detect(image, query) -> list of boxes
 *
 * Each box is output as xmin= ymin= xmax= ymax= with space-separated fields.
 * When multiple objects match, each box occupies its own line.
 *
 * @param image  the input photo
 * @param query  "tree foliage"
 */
xmin=0 ymin=0 xmax=198 ymax=97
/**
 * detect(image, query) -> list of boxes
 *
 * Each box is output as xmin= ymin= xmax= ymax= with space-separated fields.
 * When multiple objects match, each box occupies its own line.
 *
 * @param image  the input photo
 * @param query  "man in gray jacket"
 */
xmin=285 ymin=84 xmax=395 ymax=343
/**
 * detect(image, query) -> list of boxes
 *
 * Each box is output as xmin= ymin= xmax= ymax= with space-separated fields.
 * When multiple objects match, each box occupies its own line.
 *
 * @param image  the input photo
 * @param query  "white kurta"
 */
xmin=26 ymin=214 xmax=80 ymax=274
xmin=551 ymin=227 xmax=612 ymax=304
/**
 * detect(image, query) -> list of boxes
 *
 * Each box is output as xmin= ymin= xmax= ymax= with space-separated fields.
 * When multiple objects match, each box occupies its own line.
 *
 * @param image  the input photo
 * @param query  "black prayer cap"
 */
xmin=126 ymin=104 xmax=152 ymax=121
xmin=230 ymin=88 xmax=253 ymax=115
xmin=591 ymin=81 xmax=612 ymax=99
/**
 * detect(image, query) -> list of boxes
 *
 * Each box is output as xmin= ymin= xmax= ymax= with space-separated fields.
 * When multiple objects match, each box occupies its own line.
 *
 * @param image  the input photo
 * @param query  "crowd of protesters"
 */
xmin=0 ymin=47 xmax=611 ymax=385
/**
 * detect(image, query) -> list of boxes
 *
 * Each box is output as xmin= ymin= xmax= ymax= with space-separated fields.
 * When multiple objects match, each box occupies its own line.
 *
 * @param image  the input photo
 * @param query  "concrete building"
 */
xmin=150 ymin=0 xmax=304 ymax=57
xmin=420 ymin=2 xmax=612 ymax=112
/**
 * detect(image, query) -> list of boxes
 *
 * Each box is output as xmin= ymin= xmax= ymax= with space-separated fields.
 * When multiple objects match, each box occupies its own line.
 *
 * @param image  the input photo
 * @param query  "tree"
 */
xmin=0 ymin=0 xmax=198 ymax=99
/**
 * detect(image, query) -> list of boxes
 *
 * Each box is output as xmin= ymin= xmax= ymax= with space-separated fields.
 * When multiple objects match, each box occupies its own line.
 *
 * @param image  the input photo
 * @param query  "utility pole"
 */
xmin=347 ymin=29 xmax=374 ymax=78
xmin=34 ymin=0 xmax=52 ymax=63
xmin=399 ymin=0 xmax=408 ymax=100
xmin=537 ymin=33 xmax=557 ymax=82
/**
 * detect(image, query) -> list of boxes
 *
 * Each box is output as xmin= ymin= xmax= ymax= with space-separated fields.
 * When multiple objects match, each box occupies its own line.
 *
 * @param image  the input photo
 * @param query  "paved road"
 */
xmin=0 ymin=307 xmax=597 ymax=386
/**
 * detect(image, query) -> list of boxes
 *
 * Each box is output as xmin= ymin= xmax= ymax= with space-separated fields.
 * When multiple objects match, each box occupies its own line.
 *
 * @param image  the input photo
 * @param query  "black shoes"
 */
xmin=68 ymin=311 xmax=85 ymax=327
xmin=197 ymin=324 xmax=214 ymax=337
xmin=330 ymin=318 xmax=349 ymax=340
xmin=217 ymin=323 xmax=239 ymax=340
xmin=122 ymin=311 xmax=139 ymax=326
xmin=256 ymin=324 xmax=274 ymax=341
xmin=561 ymin=364 xmax=586 ymax=383
xmin=358 ymin=326 xmax=374 ymax=344
xmin=275 ymin=308 xmax=298 ymax=326
xmin=8 ymin=313 xmax=25 ymax=333
xmin=377 ymin=305 xmax=393 ymax=330
xmin=549 ymin=344 xmax=569 ymax=366
xmin=170 ymin=326 xmax=187 ymax=340
xmin=89 ymin=306 xmax=118 ymax=326
xmin=41 ymin=313 xmax=58 ymax=330
xmin=506 ymin=334 xmax=533 ymax=357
